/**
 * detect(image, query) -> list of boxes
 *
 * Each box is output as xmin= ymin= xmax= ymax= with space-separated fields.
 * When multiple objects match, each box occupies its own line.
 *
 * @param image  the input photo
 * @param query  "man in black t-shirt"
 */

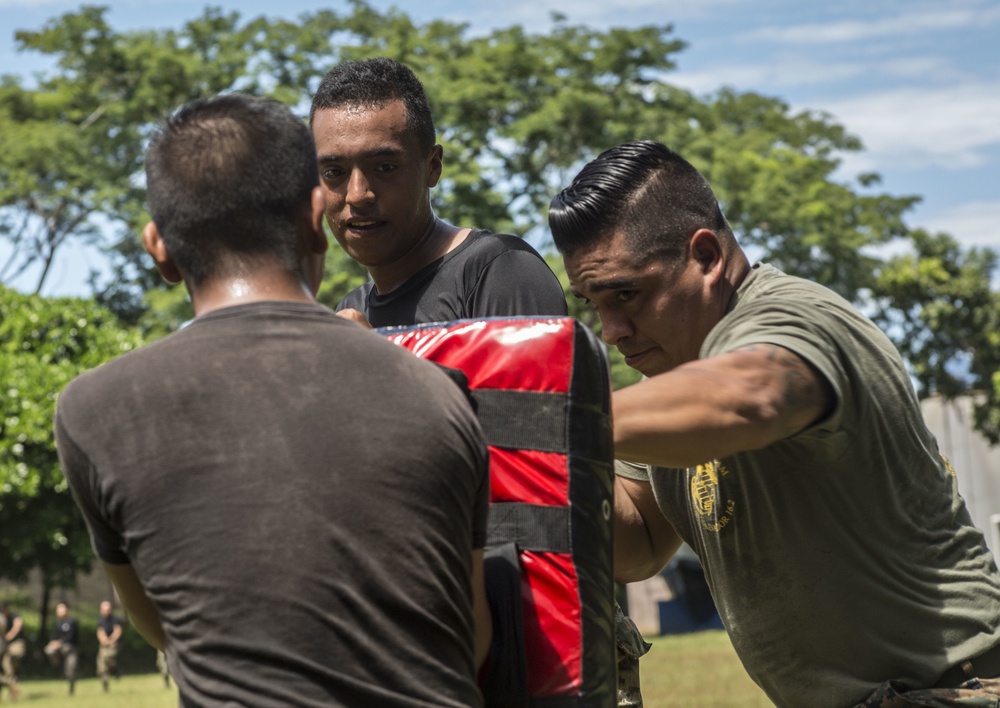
xmin=96 ymin=601 xmax=123 ymax=692
xmin=44 ymin=602 xmax=79 ymax=695
xmin=309 ymin=57 xmax=567 ymax=328
xmin=55 ymin=93 xmax=491 ymax=707
xmin=311 ymin=58 xmax=649 ymax=708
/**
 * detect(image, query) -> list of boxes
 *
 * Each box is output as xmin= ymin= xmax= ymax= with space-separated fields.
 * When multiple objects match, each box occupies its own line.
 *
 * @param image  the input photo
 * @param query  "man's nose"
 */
xmin=346 ymin=169 xmax=374 ymax=205
xmin=599 ymin=311 xmax=633 ymax=346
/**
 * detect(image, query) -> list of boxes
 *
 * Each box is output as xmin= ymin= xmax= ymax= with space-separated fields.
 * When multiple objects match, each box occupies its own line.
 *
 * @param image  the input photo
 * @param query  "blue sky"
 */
xmin=2 ymin=0 xmax=999 ymax=296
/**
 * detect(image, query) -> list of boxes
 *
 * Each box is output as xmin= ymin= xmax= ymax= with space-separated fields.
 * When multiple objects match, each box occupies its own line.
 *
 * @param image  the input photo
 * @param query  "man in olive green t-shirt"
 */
xmin=549 ymin=140 xmax=1000 ymax=708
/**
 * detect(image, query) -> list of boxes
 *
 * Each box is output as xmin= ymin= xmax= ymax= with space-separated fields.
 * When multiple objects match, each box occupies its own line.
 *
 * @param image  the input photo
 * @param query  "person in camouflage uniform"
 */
xmin=96 ymin=601 xmax=123 ymax=692
xmin=549 ymin=141 xmax=1000 ymax=708
xmin=0 ymin=604 xmax=25 ymax=703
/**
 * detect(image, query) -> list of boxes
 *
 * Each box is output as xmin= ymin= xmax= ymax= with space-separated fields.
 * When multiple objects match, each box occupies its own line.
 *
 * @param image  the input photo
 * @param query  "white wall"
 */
xmin=921 ymin=395 xmax=1000 ymax=560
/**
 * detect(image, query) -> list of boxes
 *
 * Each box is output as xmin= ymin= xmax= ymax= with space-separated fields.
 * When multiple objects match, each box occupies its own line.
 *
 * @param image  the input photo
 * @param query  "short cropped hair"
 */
xmin=310 ymin=57 xmax=435 ymax=155
xmin=144 ymin=93 xmax=318 ymax=286
xmin=548 ymin=140 xmax=731 ymax=264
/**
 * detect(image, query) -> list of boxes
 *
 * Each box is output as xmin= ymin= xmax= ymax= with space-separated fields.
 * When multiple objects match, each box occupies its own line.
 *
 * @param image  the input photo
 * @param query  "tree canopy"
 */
xmin=0 ymin=285 xmax=144 ymax=588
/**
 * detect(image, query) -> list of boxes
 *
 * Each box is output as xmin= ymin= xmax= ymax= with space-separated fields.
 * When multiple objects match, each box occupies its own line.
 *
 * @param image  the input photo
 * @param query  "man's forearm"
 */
xmin=102 ymin=562 xmax=166 ymax=651
xmin=613 ymin=476 xmax=682 ymax=583
xmin=615 ymin=346 xmax=834 ymax=468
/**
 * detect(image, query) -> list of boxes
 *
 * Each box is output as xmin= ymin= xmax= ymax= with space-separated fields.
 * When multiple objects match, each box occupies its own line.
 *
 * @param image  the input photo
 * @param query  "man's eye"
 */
xmin=321 ymin=167 xmax=344 ymax=180
xmin=377 ymin=163 xmax=398 ymax=173
xmin=616 ymin=290 xmax=637 ymax=303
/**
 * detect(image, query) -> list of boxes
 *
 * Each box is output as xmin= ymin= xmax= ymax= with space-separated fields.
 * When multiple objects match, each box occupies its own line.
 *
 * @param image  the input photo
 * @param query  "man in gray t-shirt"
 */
xmin=550 ymin=140 xmax=1000 ymax=708
xmin=56 ymin=93 xmax=491 ymax=707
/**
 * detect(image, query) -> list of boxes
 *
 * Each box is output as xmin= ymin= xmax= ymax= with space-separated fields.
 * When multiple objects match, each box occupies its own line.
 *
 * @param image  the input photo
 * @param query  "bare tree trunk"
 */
xmin=39 ymin=583 xmax=51 ymax=643
xmin=33 ymin=245 xmax=57 ymax=295
xmin=33 ymin=209 xmax=92 ymax=294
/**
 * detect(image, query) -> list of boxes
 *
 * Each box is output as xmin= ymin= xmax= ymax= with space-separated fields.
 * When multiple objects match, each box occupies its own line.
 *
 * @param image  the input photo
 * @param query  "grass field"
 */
xmin=4 ymin=630 xmax=770 ymax=706
xmin=640 ymin=630 xmax=771 ymax=707
xmin=5 ymin=673 xmax=178 ymax=707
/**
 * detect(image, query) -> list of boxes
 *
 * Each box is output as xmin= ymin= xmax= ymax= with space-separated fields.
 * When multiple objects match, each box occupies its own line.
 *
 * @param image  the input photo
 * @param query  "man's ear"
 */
xmin=426 ymin=144 xmax=444 ymax=188
xmin=689 ymin=229 xmax=724 ymax=283
xmin=141 ymin=222 xmax=184 ymax=284
xmin=302 ymin=187 xmax=329 ymax=295
xmin=308 ymin=186 xmax=329 ymax=255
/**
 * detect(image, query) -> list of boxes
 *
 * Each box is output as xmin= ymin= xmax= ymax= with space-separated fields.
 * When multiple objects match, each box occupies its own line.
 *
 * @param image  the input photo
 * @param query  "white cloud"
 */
xmin=508 ymin=0 xmax=751 ymax=17
xmin=878 ymin=57 xmax=967 ymax=83
xmin=918 ymin=200 xmax=1000 ymax=250
xmin=670 ymin=61 xmax=1000 ymax=173
xmin=743 ymin=5 xmax=1000 ymax=45
xmin=671 ymin=60 xmax=866 ymax=95
xmin=0 ymin=0 xmax=70 ymax=7
xmin=435 ymin=0 xmax=755 ymax=33
xmin=817 ymin=82 xmax=1000 ymax=171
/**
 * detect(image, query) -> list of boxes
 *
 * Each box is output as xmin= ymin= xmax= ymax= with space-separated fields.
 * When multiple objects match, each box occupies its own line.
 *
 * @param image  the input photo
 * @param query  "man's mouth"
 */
xmin=621 ymin=348 xmax=653 ymax=367
xmin=344 ymin=218 xmax=382 ymax=232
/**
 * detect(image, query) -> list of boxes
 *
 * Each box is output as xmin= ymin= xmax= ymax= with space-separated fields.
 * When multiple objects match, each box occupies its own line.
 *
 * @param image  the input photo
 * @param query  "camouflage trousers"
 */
xmin=44 ymin=641 xmax=79 ymax=683
xmin=97 ymin=642 xmax=119 ymax=681
xmin=855 ymin=677 xmax=1000 ymax=707
xmin=616 ymin=602 xmax=651 ymax=708
xmin=1 ymin=638 xmax=26 ymax=686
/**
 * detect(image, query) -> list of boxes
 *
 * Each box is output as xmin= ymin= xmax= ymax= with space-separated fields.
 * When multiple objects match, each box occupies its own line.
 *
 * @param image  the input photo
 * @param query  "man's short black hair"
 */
xmin=310 ymin=57 xmax=436 ymax=155
xmin=548 ymin=140 xmax=731 ymax=264
xmin=144 ymin=93 xmax=318 ymax=286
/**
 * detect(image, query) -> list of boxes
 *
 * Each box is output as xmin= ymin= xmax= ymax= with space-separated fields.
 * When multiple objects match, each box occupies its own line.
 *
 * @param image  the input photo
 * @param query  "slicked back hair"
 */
xmin=548 ymin=140 xmax=731 ymax=266
xmin=144 ymin=93 xmax=318 ymax=286
xmin=309 ymin=57 xmax=436 ymax=155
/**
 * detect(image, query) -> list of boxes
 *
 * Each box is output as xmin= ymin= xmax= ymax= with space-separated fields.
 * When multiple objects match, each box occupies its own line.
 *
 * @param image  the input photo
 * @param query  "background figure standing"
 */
xmin=96 ymin=600 xmax=122 ymax=692
xmin=0 ymin=604 xmax=25 ymax=702
xmin=44 ymin=602 xmax=79 ymax=696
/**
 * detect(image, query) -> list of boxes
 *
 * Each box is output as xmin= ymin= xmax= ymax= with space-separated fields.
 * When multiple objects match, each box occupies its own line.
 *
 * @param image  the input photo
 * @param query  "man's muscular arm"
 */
xmin=103 ymin=562 xmax=166 ymax=651
xmin=615 ymin=476 xmax=682 ymax=583
xmin=614 ymin=343 xmax=834 ymax=469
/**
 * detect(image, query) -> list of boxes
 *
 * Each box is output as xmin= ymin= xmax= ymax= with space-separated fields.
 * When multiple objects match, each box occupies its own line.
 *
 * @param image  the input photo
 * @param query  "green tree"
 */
xmin=872 ymin=231 xmax=1000 ymax=442
xmin=2 ymin=3 xmax=905 ymax=301
xmin=315 ymin=235 xmax=372 ymax=311
xmin=0 ymin=4 xmax=345 ymax=303
xmin=0 ymin=285 xmax=144 ymax=590
xmin=684 ymin=90 xmax=920 ymax=302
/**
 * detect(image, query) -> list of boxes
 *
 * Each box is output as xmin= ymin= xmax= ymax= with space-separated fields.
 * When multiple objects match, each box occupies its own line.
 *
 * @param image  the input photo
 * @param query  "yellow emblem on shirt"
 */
xmin=690 ymin=460 xmax=736 ymax=533
xmin=939 ymin=452 xmax=957 ymax=477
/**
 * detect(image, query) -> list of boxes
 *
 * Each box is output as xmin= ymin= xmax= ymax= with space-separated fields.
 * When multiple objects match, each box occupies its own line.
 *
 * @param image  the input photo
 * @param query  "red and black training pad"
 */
xmin=382 ymin=317 xmax=615 ymax=708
